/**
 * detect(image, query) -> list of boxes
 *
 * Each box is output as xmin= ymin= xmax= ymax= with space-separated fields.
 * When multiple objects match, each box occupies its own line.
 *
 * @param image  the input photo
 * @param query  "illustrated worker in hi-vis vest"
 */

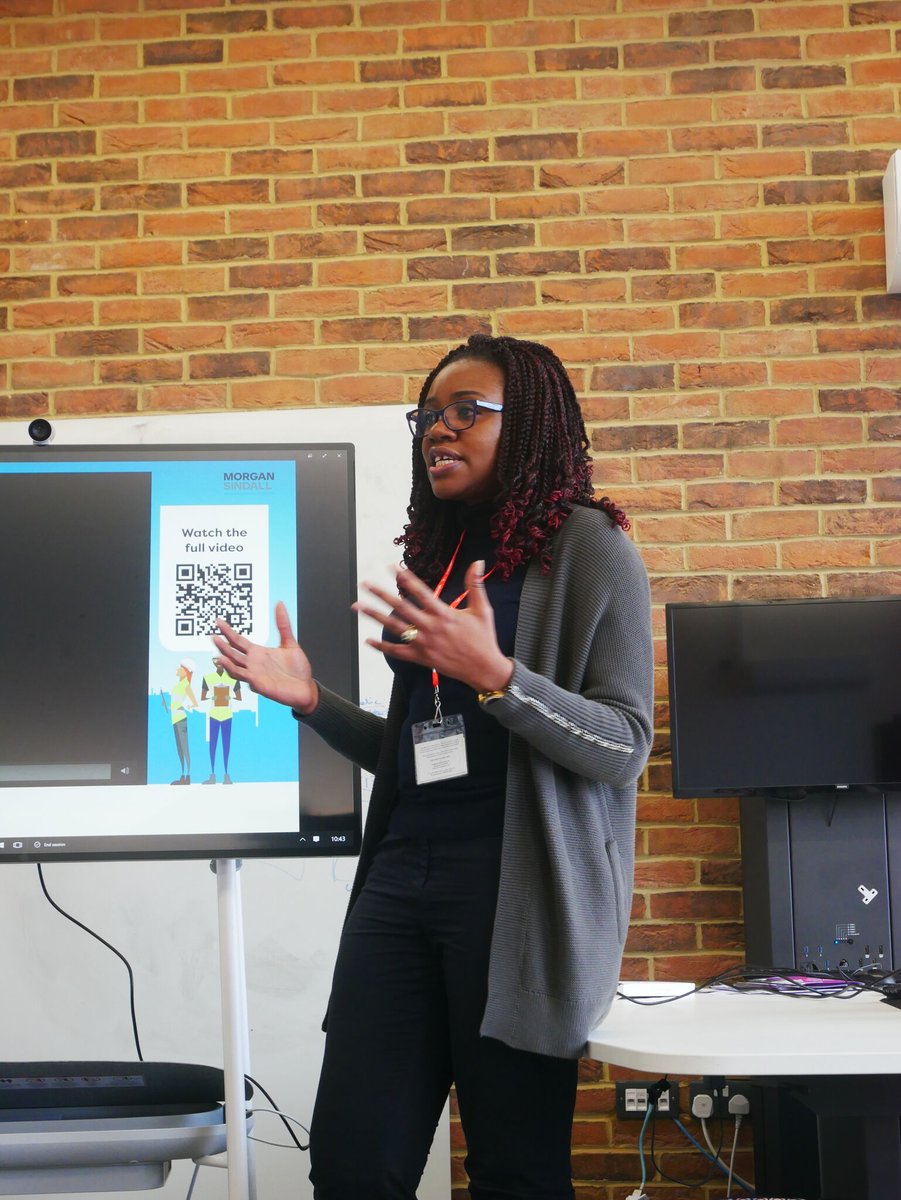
xmin=169 ymin=658 xmax=198 ymax=786
xmin=200 ymin=661 xmax=242 ymax=784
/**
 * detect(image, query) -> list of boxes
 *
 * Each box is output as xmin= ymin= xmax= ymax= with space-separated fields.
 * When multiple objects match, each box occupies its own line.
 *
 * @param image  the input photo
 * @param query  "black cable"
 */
xmin=35 ymin=869 xmax=311 ymax=1156
xmin=617 ymin=961 xmax=898 ymax=1006
xmin=36 ymin=863 xmax=143 ymax=1061
xmin=245 ymin=1073 xmax=309 ymax=1151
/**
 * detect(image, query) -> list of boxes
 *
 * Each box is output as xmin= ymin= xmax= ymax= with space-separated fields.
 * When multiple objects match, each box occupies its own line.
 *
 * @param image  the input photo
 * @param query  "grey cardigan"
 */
xmin=300 ymin=505 xmax=654 ymax=1059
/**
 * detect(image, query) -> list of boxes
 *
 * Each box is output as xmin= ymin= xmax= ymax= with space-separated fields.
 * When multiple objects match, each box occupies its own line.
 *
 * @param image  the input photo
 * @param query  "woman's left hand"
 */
xmin=354 ymin=560 xmax=514 ymax=695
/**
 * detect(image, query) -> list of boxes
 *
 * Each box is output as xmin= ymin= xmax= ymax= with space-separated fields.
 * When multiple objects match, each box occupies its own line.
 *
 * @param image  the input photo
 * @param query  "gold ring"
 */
xmin=400 ymin=625 xmax=419 ymax=644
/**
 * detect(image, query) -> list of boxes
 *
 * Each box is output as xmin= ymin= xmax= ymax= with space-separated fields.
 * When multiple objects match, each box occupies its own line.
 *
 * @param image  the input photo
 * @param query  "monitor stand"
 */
xmin=211 ymin=858 xmax=256 ymax=1200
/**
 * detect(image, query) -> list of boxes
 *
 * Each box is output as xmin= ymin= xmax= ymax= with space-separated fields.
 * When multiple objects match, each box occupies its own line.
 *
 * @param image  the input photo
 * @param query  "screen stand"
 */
xmin=209 ymin=858 xmax=256 ymax=1200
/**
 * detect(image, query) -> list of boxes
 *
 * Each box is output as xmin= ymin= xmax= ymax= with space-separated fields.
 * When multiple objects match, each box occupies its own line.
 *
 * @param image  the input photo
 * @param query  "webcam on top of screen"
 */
xmin=27 ymin=418 xmax=54 ymax=444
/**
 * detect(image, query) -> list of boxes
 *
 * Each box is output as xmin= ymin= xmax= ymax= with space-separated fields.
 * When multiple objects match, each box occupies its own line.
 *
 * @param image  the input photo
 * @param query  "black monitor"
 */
xmin=666 ymin=596 xmax=901 ymax=798
xmin=0 ymin=444 xmax=361 ymax=863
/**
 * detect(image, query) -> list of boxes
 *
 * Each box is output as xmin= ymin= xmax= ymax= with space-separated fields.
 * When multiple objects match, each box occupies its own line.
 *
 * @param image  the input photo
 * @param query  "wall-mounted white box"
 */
xmin=883 ymin=150 xmax=901 ymax=293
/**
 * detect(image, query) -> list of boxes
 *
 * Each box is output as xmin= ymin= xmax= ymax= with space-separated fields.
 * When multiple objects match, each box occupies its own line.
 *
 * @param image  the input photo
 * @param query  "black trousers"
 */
xmin=309 ymin=836 xmax=578 ymax=1200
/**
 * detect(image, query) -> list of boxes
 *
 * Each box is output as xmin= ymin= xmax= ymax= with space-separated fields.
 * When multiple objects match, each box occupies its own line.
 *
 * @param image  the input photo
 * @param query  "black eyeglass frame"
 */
xmin=405 ymin=399 xmax=504 ymax=439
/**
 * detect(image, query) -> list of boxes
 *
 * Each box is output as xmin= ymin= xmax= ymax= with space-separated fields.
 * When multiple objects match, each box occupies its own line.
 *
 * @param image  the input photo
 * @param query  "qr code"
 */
xmin=174 ymin=562 xmax=253 ymax=638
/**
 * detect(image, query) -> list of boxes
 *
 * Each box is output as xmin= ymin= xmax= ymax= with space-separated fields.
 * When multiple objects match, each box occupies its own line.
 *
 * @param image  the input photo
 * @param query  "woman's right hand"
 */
xmin=212 ymin=601 xmax=319 ymax=716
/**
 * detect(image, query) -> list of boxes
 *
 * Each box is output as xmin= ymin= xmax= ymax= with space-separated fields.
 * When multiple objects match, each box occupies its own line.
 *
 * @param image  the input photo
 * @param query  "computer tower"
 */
xmin=740 ymin=790 xmax=899 ymax=974
xmin=739 ymin=790 xmax=901 ymax=1198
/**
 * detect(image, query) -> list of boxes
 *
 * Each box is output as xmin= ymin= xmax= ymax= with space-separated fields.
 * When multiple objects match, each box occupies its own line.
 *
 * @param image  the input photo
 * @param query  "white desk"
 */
xmin=587 ymin=986 xmax=901 ymax=1200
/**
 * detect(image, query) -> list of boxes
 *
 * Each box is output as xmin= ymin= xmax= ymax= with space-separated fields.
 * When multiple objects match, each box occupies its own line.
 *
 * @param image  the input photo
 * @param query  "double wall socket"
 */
xmin=615 ymin=1080 xmax=680 ymax=1119
xmin=688 ymin=1079 xmax=752 ymax=1119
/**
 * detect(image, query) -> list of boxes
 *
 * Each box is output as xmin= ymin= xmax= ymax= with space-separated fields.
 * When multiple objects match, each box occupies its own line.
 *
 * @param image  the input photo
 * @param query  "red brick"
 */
xmin=535 ymin=46 xmax=617 ymax=72
xmin=771 ymin=296 xmax=857 ymax=324
xmin=449 ymin=165 xmax=535 ymax=194
xmin=143 ymin=40 xmax=223 ymax=67
xmin=406 ymin=138 xmax=488 ymax=164
xmin=318 ymin=201 xmax=401 ymax=226
xmin=638 ymin=514 xmax=727 ymax=546
xmin=230 ymin=263 xmax=313 ymax=290
xmin=851 ymin=2 xmax=901 ymax=24
xmin=681 ymin=360 xmax=767 ymax=388
xmin=827 ymin=570 xmax=901 ymax=596
xmin=732 ymin=575 xmax=824 ymax=600
xmin=319 ymin=373 xmax=401 ymax=405
xmin=0 ymin=391 xmax=50 ymax=419
xmin=187 ymin=294 xmax=269 ymax=321
xmin=669 ymin=9 xmax=754 ymax=37
xmin=144 ymin=326 xmax=227 ymax=354
xmin=14 ymin=74 xmax=93 ymax=102
xmin=828 ymin=508 xmax=901 ymax=537
xmin=16 ymin=300 xmax=94 ymax=328
xmin=398 ymin=248 xmax=479 ymax=278
xmin=100 ymin=357 xmax=182 ymax=384
xmin=12 ymin=359 xmax=93 ymax=389
xmin=817 ymin=327 xmax=901 ymax=352
xmin=188 ymin=238 xmax=268 ymax=263
xmin=55 ymin=328 xmax=139 ymax=356
xmin=646 ymin=826 xmax=739 ymax=856
xmin=871 ymin=414 xmax=901 ymax=440
xmin=17 ymin=130 xmax=96 ymax=158
xmin=274 ymin=4 xmax=354 ymax=29
xmin=143 ymin=383 xmax=227 ymax=412
xmin=186 ymin=10 xmax=268 ymax=35
xmin=587 ymin=247 xmax=670 ymax=273
xmin=763 ymin=120 xmax=847 ymax=147
xmin=189 ymin=352 xmax=270 ymax=380
xmin=768 ymin=238 xmax=853 ymax=265
xmin=408 ymin=315 xmax=491 ymax=341
xmin=689 ymin=543 xmax=778 ymax=571
xmin=541 ymin=278 xmax=626 ymax=305
xmin=623 ymin=40 xmax=706 ymax=69
xmin=278 ymin=176 xmax=354 ymax=202
xmin=0 ymin=275 xmax=51 ymax=300
xmin=100 ymin=183 xmax=182 ymax=210
xmin=55 ymin=387 xmax=138 ymax=416
xmin=637 ymin=454 xmax=723 ymax=482
xmin=782 ymin=475 xmax=868 ymax=504
xmin=782 ymin=540 xmax=871 ymax=569
xmin=451 ymin=281 xmax=535 ymax=309
xmin=362 ymin=169 xmax=443 ymax=198
xmin=626 ymin=923 xmax=697 ymax=952
xmin=405 ymin=80 xmax=486 ymax=108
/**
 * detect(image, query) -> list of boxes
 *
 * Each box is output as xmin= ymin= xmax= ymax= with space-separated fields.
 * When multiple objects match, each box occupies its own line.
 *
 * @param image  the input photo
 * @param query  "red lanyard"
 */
xmin=428 ymin=530 xmax=496 ymax=701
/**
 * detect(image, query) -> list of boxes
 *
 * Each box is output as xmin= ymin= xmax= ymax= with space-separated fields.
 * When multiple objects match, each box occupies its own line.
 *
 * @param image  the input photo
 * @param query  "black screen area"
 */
xmin=1 ymin=473 xmax=151 ymax=783
xmin=666 ymin=597 xmax=901 ymax=797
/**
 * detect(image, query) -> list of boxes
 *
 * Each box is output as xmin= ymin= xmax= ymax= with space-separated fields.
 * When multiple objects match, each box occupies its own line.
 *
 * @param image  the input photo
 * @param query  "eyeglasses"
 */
xmin=405 ymin=399 xmax=504 ymax=439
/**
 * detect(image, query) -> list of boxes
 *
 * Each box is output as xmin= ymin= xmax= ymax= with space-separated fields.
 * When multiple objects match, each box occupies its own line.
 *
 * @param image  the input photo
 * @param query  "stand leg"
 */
xmin=215 ymin=858 xmax=255 ymax=1200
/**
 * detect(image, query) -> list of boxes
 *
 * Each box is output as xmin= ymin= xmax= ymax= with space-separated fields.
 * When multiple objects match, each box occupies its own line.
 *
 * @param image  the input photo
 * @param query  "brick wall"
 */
xmin=1 ymin=1 xmax=899 ymax=1195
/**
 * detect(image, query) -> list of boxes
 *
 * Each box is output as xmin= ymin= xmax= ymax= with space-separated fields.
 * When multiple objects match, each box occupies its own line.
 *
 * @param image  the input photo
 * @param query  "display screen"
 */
xmin=0 ymin=444 xmax=361 ymax=862
xmin=666 ymin=596 xmax=901 ymax=797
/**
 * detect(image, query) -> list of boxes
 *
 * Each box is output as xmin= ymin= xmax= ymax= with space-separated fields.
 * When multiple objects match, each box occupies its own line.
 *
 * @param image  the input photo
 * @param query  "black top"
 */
xmin=385 ymin=506 xmax=525 ymax=839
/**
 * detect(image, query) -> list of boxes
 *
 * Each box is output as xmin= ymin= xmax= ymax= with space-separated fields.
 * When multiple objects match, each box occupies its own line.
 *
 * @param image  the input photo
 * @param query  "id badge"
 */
xmin=411 ymin=714 xmax=468 ymax=785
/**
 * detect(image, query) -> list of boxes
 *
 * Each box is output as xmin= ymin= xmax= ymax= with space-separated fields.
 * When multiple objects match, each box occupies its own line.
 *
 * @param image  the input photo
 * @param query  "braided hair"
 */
xmin=397 ymin=333 xmax=629 ymax=584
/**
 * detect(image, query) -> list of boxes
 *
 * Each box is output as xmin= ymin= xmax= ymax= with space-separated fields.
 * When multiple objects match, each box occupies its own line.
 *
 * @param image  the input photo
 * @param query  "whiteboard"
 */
xmin=0 ymin=408 xmax=449 ymax=1200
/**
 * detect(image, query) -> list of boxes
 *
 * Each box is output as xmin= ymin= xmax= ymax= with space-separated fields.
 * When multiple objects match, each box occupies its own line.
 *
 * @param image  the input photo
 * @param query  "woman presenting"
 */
xmin=213 ymin=333 xmax=654 ymax=1200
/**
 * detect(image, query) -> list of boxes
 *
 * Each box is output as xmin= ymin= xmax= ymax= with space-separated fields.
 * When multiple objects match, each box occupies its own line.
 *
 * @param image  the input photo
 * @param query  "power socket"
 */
xmin=689 ymin=1078 xmax=751 ymax=1120
xmin=615 ymin=1079 xmax=680 ymax=1119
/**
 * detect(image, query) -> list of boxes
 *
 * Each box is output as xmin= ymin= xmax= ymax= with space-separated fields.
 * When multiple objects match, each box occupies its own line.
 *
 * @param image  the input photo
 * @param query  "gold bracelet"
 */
xmin=477 ymin=687 xmax=508 ymax=706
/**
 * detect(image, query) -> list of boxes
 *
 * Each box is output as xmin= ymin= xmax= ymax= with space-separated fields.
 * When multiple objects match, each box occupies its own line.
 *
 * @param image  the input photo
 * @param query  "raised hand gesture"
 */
xmin=212 ymin=601 xmax=319 ymax=715
xmin=354 ymin=560 xmax=513 ymax=696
